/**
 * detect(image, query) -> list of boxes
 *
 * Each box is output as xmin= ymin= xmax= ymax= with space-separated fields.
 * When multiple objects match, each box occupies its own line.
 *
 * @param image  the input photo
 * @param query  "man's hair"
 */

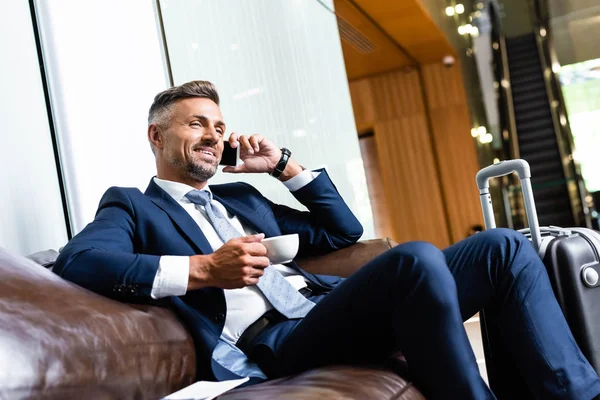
xmin=147 ymin=80 xmax=220 ymax=154
xmin=148 ymin=80 xmax=220 ymax=130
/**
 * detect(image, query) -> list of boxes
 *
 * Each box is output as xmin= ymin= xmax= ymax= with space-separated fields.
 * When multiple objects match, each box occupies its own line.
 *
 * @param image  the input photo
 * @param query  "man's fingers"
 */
xmin=243 ymin=266 xmax=266 ymax=278
xmin=248 ymin=135 xmax=262 ymax=152
xmin=236 ymin=233 xmax=265 ymax=243
xmin=222 ymin=164 xmax=248 ymax=174
xmin=238 ymin=135 xmax=254 ymax=155
xmin=243 ymin=242 xmax=268 ymax=256
xmin=229 ymin=132 xmax=240 ymax=148
xmin=247 ymin=256 xmax=270 ymax=269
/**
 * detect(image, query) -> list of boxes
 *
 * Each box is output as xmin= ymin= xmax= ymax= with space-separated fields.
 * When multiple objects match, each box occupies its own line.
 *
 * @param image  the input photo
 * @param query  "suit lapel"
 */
xmin=145 ymin=179 xmax=214 ymax=255
xmin=146 ymin=178 xmax=329 ymax=290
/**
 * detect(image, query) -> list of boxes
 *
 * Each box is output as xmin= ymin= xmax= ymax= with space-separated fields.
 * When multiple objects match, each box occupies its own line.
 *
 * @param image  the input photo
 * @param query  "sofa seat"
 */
xmin=220 ymin=366 xmax=424 ymax=399
xmin=0 ymin=238 xmax=426 ymax=399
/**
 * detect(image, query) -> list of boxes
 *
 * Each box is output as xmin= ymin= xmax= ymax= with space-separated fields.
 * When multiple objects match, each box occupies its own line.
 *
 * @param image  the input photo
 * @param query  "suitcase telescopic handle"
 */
xmin=475 ymin=159 xmax=542 ymax=252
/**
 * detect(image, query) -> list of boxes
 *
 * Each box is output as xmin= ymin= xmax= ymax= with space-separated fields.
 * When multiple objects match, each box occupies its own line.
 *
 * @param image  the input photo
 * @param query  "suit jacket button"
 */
xmin=215 ymin=312 xmax=225 ymax=322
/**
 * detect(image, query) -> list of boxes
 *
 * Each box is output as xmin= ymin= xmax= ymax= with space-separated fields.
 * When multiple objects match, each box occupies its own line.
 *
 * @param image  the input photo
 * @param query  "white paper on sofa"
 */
xmin=162 ymin=377 xmax=249 ymax=400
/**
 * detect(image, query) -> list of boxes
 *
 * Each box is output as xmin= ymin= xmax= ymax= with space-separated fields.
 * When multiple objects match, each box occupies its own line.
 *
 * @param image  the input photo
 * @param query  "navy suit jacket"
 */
xmin=53 ymin=169 xmax=363 ymax=380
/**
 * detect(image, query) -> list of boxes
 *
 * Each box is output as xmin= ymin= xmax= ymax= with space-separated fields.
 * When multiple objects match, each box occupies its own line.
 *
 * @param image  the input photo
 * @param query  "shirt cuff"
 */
xmin=151 ymin=255 xmax=190 ymax=299
xmin=282 ymin=169 xmax=321 ymax=192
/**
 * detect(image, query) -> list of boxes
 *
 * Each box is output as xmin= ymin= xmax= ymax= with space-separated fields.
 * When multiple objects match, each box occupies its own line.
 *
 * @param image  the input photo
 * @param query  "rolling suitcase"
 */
xmin=476 ymin=159 xmax=600 ymax=398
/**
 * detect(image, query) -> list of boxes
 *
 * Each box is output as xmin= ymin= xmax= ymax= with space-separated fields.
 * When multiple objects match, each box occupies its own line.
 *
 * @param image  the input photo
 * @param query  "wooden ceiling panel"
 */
xmin=335 ymin=0 xmax=415 ymax=80
xmin=335 ymin=0 xmax=457 ymax=79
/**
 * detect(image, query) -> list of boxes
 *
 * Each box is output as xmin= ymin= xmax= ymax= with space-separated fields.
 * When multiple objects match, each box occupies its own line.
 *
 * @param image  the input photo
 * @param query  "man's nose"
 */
xmin=203 ymin=126 xmax=220 ymax=142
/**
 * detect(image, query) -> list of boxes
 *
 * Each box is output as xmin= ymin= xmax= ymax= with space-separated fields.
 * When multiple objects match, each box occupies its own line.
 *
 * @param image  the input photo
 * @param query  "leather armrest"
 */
xmin=296 ymin=238 xmax=398 ymax=278
xmin=0 ymin=248 xmax=195 ymax=399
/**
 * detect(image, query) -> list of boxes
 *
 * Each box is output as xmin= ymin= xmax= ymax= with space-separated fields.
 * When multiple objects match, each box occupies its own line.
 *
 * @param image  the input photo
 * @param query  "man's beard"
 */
xmin=169 ymin=155 xmax=217 ymax=182
xmin=185 ymin=160 xmax=217 ymax=182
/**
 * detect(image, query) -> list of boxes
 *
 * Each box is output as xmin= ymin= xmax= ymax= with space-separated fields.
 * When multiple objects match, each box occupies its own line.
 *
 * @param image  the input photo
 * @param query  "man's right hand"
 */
xmin=188 ymin=233 xmax=270 ymax=290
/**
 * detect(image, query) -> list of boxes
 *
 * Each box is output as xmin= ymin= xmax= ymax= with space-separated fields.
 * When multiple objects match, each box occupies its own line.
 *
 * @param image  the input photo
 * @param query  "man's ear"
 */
xmin=148 ymin=124 xmax=164 ymax=151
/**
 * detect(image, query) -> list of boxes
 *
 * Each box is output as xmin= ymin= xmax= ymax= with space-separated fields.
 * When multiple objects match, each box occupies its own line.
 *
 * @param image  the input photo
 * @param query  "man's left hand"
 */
xmin=222 ymin=133 xmax=281 ymax=174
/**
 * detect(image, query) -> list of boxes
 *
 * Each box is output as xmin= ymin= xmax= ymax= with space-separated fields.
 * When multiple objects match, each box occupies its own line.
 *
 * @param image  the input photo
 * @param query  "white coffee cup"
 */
xmin=261 ymin=234 xmax=299 ymax=264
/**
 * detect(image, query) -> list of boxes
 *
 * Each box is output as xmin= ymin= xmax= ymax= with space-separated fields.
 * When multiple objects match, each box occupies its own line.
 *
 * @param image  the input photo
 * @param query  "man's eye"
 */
xmin=216 ymin=129 xmax=224 ymax=135
xmin=191 ymin=122 xmax=201 ymax=127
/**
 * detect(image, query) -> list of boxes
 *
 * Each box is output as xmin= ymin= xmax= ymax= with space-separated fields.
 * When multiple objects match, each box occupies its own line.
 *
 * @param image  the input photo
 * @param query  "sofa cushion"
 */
xmin=219 ymin=366 xmax=425 ymax=399
xmin=26 ymin=249 xmax=59 ymax=269
xmin=297 ymin=238 xmax=398 ymax=277
xmin=0 ymin=248 xmax=195 ymax=399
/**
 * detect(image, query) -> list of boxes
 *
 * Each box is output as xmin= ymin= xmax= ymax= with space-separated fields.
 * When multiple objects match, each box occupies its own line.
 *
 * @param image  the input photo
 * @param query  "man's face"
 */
xmin=160 ymin=97 xmax=225 ymax=183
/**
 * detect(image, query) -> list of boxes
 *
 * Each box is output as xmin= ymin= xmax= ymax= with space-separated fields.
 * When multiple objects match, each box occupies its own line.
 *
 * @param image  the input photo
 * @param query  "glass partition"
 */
xmin=0 ymin=1 xmax=68 ymax=255
xmin=159 ymin=0 xmax=375 ymax=239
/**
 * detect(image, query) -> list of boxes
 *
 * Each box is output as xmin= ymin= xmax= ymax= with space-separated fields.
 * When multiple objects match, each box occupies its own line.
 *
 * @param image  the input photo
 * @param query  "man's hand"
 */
xmin=222 ymin=133 xmax=280 ymax=174
xmin=188 ymin=233 xmax=270 ymax=290
xmin=222 ymin=133 xmax=302 ymax=180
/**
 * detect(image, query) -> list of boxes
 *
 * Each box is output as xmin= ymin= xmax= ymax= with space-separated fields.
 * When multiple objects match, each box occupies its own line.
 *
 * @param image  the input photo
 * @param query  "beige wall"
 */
xmin=350 ymin=63 xmax=483 ymax=248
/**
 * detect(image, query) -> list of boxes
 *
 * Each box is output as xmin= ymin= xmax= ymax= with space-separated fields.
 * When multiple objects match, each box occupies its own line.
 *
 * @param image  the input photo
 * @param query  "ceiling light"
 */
xmin=446 ymin=6 xmax=455 ymax=16
xmin=471 ymin=26 xmax=479 ymax=37
xmin=455 ymin=4 xmax=465 ymax=14
xmin=477 ymin=126 xmax=487 ymax=136
xmin=540 ymin=27 xmax=547 ymax=37
xmin=471 ymin=128 xmax=479 ymax=137
xmin=458 ymin=25 xmax=466 ymax=35
xmin=479 ymin=133 xmax=493 ymax=144
xmin=464 ymin=24 xmax=473 ymax=34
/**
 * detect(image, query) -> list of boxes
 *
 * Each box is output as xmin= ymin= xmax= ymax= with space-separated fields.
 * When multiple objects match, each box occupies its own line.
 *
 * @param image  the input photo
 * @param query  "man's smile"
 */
xmin=193 ymin=146 xmax=218 ymax=160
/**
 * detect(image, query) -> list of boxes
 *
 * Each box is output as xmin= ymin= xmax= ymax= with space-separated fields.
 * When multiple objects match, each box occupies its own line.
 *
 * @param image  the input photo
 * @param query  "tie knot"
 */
xmin=185 ymin=190 xmax=211 ymax=206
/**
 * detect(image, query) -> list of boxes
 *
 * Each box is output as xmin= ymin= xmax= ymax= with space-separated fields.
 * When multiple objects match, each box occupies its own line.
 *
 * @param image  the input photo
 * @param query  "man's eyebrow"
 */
xmin=191 ymin=114 xmax=226 ymax=126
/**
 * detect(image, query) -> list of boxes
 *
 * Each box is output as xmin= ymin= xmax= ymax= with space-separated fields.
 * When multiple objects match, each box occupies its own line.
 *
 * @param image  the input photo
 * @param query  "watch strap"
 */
xmin=271 ymin=148 xmax=291 ymax=178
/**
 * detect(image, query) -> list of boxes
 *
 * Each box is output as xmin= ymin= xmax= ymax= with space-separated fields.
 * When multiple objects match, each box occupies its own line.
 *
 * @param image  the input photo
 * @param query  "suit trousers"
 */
xmin=249 ymin=228 xmax=600 ymax=400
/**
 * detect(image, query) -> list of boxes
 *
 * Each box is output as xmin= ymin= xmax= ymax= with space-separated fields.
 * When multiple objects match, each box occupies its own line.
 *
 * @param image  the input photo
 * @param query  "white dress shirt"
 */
xmin=151 ymin=170 xmax=318 ymax=346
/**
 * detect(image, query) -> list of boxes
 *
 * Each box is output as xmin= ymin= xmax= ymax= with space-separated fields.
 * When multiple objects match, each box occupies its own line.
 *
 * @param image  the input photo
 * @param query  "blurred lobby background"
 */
xmin=2 ymin=0 xmax=600 ymax=385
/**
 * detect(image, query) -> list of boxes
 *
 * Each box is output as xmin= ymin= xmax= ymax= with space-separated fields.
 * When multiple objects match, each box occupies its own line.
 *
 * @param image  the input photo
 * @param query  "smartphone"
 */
xmin=219 ymin=141 xmax=240 ymax=166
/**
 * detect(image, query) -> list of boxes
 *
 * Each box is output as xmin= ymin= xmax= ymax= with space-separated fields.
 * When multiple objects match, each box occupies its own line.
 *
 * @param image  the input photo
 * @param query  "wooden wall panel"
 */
xmin=359 ymin=136 xmax=395 ymax=239
xmin=350 ymin=65 xmax=483 ymax=247
xmin=349 ymin=79 xmax=376 ymax=133
xmin=350 ymin=69 xmax=451 ymax=248
xmin=422 ymin=63 xmax=484 ymax=242
xmin=374 ymin=118 xmax=450 ymax=248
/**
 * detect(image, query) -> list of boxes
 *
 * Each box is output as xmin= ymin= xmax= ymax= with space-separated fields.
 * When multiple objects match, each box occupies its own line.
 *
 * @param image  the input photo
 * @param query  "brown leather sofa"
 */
xmin=0 ymin=238 xmax=425 ymax=399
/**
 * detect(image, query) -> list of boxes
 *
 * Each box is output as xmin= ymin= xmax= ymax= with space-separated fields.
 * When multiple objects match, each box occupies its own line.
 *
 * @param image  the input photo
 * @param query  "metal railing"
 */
xmin=489 ymin=2 xmax=526 ymax=229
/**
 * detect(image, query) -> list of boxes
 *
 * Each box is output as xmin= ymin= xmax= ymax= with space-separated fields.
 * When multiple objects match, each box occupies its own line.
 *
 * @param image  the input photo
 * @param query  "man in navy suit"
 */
xmin=54 ymin=81 xmax=600 ymax=399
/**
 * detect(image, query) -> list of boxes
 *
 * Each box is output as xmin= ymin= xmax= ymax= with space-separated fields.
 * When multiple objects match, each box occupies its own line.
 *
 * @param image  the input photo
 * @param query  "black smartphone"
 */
xmin=219 ymin=141 xmax=240 ymax=166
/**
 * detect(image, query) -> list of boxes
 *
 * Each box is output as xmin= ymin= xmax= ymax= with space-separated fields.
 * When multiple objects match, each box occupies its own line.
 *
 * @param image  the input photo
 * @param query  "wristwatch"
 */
xmin=271 ymin=148 xmax=291 ymax=179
